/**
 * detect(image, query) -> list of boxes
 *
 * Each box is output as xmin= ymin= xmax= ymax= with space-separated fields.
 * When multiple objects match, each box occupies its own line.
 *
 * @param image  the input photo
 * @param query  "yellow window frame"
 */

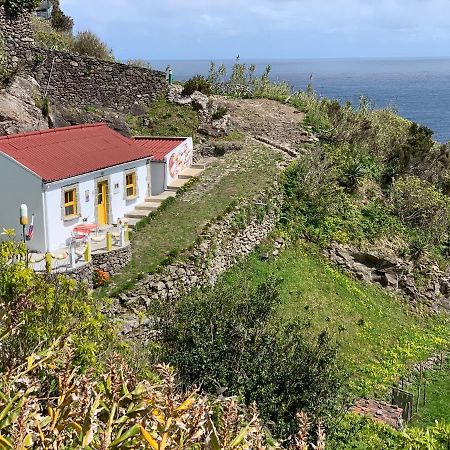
xmin=64 ymin=188 xmax=78 ymax=218
xmin=125 ymin=172 xmax=136 ymax=198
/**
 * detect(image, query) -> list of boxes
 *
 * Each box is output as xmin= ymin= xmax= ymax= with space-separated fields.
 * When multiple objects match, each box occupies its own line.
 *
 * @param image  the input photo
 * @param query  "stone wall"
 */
xmin=0 ymin=7 xmax=167 ymax=108
xmin=114 ymin=189 xmax=282 ymax=340
xmin=92 ymin=244 xmax=131 ymax=276
xmin=0 ymin=6 xmax=34 ymax=69
xmin=30 ymin=49 xmax=167 ymax=108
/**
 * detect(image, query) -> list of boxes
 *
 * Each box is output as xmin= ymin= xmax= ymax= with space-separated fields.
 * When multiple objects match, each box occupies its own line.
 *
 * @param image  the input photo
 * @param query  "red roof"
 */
xmin=0 ymin=124 xmax=184 ymax=182
xmin=133 ymin=137 xmax=184 ymax=161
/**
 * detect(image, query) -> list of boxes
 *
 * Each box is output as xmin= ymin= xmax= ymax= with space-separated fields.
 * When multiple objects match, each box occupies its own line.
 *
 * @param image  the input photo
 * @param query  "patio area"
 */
xmin=29 ymin=223 xmax=130 ymax=273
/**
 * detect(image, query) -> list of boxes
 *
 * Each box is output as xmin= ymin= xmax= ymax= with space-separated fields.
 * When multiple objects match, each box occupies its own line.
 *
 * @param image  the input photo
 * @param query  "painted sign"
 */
xmin=166 ymin=140 xmax=193 ymax=185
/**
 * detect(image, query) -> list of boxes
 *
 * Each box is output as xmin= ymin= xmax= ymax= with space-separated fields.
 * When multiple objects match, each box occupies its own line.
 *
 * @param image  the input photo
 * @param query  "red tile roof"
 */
xmin=0 ymin=124 xmax=184 ymax=182
xmin=133 ymin=137 xmax=185 ymax=161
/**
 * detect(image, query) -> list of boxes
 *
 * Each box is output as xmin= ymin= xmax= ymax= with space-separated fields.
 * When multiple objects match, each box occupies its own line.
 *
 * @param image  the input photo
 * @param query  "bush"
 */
xmin=182 ymin=75 xmax=212 ymax=96
xmin=154 ymin=275 xmax=348 ymax=437
xmin=0 ymin=239 xmax=114 ymax=370
xmin=391 ymin=176 xmax=450 ymax=240
xmin=72 ymin=30 xmax=113 ymax=61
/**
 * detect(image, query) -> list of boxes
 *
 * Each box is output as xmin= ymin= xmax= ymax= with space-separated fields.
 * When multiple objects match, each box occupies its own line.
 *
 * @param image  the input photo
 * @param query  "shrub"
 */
xmin=0 ymin=239 xmax=114 ymax=370
xmin=391 ymin=176 xmax=450 ymax=240
xmin=127 ymin=58 xmax=152 ymax=69
xmin=212 ymin=105 xmax=228 ymax=121
xmin=154 ymin=275 xmax=348 ymax=437
xmin=72 ymin=30 xmax=113 ymax=61
xmin=182 ymin=75 xmax=212 ymax=96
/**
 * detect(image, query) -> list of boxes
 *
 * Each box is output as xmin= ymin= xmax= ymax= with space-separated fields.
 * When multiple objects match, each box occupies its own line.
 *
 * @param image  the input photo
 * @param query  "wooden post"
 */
xmin=416 ymin=386 xmax=421 ymax=412
xmin=106 ymin=232 xmax=112 ymax=251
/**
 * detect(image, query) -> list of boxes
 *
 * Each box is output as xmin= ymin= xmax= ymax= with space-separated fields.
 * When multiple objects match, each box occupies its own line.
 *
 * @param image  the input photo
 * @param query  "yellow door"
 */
xmin=97 ymin=181 xmax=108 ymax=225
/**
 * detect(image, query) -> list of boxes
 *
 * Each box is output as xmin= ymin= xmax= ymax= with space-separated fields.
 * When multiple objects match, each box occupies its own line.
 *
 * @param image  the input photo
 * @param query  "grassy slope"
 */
xmin=220 ymin=244 xmax=450 ymax=397
xmin=108 ymin=139 xmax=282 ymax=294
xmin=126 ymin=99 xmax=200 ymax=139
xmin=410 ymin=357 xmax=450 ymax=426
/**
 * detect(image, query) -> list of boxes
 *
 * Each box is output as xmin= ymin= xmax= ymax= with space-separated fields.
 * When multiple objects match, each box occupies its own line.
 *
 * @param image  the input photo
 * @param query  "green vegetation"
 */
xmin=154 ymin=275 xmax=347 ymax=437
xmin=32 ymin=16 xmax=113 ymax=60
xmin=212 ymin=244 xmax=450 ymax=397
xmin=410 ymin=357 xmax=450 ymax=428
xmin=72 ymin=30 xmax=113 ymax=60
xmin=108 ymin=140 xmax=282 ymax=294
xmin=0 ymin=238 xmax=115 ymax=370
xmin=182 ymin=74 xmax=212 ymax=96
xmin=207 ymin=59 xmax=291 ymax=99
xmin=126 ymin=98 xmax=200 ymax=139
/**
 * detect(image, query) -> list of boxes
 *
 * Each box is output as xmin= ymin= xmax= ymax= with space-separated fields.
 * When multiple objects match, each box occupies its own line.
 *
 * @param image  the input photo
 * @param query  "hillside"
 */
xmin=1 ymin=4 xmax=450 ymax=447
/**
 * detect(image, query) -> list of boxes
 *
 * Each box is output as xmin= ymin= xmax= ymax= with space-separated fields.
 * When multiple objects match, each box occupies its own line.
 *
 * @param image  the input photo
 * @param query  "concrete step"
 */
xmin=178 ymin=167 xmax=204 ymax=179
xmin=191 ymin=163 xmax=206 ymax=169
xmin=167 ymin=178 xmax=190 ymax=191
xmin=135 ymin=202 xmax=159 ymax=211
xmin=124 ymin=209 xmax=150 ymax=219
xmin=145 ymin=191 xmax=177 ymax=203
xmin=125 ymin=217 xmax=140 ymax=228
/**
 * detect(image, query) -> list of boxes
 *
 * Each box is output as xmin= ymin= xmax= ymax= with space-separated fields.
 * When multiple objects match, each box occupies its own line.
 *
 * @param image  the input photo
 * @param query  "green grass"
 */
xmin=218 ymin=244 xmax=450 ymax=397
xmin=126 ymin=99 xmax=200 ymax=139
xmin=107 ymin=140 xmax=282 ymax=294
xmin=410 ymin=357 xmax=450 ymax=427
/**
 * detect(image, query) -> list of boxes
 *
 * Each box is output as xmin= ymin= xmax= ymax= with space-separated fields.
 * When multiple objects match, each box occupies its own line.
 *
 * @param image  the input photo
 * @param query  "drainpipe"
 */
xmin=42 ymin=184 xmax=50 ymax=252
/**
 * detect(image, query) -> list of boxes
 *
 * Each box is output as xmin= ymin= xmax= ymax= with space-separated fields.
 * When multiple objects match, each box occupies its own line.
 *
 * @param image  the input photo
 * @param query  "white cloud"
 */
xmin=59 ymin=0 xmax=450 ymax=58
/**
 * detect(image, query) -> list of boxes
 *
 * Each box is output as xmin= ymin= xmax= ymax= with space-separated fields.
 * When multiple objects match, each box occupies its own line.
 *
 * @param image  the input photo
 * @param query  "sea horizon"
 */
xmin=150 ymin=57 xmax=450 ymax=143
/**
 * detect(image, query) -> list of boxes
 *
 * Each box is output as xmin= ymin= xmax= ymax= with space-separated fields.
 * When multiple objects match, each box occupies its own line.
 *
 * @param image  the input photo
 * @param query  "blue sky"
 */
xmin=60 ymin=0 xmax=450 ymax=61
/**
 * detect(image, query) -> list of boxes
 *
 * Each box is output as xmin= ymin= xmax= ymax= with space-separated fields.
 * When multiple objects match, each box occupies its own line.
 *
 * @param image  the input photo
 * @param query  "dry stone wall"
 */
xmin=30 ymin=49 xmax=167 ymax=108
xmin=0 ymin=6 xmax=34 ymax=69
xmin=114 ymin=189 xmax=282 ymax=341
xmin=0 ymin=7 xmax=167 ymax=108
xmin=92 ymin=245 xmax=131 ymax=276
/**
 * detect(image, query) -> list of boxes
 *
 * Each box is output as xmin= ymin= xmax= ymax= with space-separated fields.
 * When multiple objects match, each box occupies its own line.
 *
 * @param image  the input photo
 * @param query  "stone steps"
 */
xmin=135 ymin=201 xmax=160 ymax=212
xmin=145 ymin=191 xmax=177 ymax=203
xmin=178 ymin=167 xmax=204 ymax=179
xmin=167 ymin=177 xmax=190 ymax=191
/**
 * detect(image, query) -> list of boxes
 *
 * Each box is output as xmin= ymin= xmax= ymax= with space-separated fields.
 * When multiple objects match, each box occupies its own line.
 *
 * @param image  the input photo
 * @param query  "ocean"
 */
xmin=152 ymin=58 xmax=450 ymax=143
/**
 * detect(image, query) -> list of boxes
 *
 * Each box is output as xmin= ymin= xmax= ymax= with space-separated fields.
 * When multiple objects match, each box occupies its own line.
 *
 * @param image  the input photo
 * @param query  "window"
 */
xmin=125 ymin=172 xmax=136 ymax=198
xmin=64 ymin=188 xmax=78 ymax=217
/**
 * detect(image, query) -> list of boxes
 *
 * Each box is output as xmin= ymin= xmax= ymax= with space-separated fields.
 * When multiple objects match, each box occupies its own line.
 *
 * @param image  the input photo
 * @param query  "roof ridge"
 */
xmin=0 ymin=123 xmax=107 ymax=142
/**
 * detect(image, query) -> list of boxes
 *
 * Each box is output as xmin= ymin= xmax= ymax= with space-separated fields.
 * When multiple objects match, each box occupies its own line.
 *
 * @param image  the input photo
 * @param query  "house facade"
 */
xmin=0 ymin=124 xmax=193 ymax=252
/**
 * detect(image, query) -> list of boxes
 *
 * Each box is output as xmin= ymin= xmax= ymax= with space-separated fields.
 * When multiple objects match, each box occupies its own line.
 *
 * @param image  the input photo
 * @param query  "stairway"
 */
xmin=124 ymin=165 xmax=205 ymax=227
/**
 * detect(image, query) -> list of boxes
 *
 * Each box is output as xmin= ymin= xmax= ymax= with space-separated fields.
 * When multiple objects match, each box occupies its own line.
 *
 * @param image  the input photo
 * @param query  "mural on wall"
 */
xmin=168 ymin=142 xmax=193 ymax=180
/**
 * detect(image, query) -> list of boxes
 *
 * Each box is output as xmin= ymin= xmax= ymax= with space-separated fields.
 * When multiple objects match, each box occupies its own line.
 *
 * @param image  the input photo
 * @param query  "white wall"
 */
xmin=0 ymin=154 xmax=46 ymax=252
xmin=44 ymin=159 xmax=150 ymax=251
xmin=165 ymin=138 xmax=193 ymax=187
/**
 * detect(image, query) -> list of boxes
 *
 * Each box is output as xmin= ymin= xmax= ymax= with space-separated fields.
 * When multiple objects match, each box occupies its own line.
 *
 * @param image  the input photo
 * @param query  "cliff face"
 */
xmin=0 ymin=75 xmax=49 ymax=134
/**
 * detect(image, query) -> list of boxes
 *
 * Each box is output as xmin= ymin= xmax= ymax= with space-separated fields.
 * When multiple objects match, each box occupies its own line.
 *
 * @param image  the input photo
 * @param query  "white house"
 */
xmin=0 ymin=123 xmax=193 ymax=252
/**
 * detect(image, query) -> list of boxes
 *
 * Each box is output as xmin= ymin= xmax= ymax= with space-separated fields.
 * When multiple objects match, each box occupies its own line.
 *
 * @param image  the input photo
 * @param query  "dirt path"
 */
xmin=216 ymin=97 xmax=317 ymax=155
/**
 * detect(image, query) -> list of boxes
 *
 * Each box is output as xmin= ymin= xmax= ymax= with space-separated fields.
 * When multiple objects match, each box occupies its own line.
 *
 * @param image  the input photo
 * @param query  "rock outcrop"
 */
xmin=0 ymin=76 xmax=48 ymax=134
xmin=326 ymin=243 xmax=450 ymax=311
